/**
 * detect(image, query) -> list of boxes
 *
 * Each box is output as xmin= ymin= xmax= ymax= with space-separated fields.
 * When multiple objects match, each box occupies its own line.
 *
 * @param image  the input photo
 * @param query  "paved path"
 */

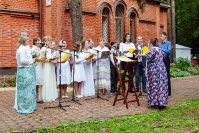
xmin=0 ymin=76 xmax=199 ymax=132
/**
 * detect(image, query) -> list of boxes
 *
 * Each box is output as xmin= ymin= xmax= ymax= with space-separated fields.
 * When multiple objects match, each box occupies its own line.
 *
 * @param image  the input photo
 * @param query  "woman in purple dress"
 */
xmin=137 ymin=38 xmax=168 ymax=110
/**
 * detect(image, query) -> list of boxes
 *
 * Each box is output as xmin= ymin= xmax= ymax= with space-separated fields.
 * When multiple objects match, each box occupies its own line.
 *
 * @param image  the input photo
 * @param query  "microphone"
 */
xmin=37 ymin=42 xmax=45 ymax=47
xmin=88 ymin=46 xmax=93 ymax=49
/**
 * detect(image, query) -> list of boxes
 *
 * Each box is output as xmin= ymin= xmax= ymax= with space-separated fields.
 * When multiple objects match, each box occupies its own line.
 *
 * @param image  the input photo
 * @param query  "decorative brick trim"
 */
xmin=113 ymin=0 xmax=127 ymax=9
xmin=97 ymin=2 xmax=112 ymax=13
xmin=127 ymin=7 xmax=139 ymax=18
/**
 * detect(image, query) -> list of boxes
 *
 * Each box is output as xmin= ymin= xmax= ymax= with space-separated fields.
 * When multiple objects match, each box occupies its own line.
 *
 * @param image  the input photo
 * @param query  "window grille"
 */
xmin=130 ymin=13 xmax=135 ymax=43
xmin=102 ymin=8 xmax=109 ymax=43
xmin=115 ymin=4 xmax=124 ymax=42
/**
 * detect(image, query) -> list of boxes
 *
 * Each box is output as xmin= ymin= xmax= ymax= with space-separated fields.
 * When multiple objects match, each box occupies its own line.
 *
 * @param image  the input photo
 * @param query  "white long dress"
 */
xmin=56 ymin=50 xmax=71 ymax=85
xmin=81 ymin=50 xmax=95 ymax=96
xmin=94 ymin=46 xmax=111 ymax=90
xmin=40 ymin=47 xmax=58 ymax=102
xmin=31 ymin=45 xmax=43 ymax=85
xmin=71 ymin=51 xmax=85 ymax=82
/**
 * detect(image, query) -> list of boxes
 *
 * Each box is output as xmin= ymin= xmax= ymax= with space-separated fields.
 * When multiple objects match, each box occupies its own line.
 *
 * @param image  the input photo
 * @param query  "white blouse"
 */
xmin=119 ymin=42 xmax=135 ymax=57
xmin=16 ymin=45 xmax=33 ymax=67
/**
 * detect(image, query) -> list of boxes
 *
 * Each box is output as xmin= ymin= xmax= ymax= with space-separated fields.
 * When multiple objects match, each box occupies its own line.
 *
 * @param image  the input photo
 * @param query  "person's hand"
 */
xmin=123 ymin=50 xmax=128 ymax=53
xmin=33 ymin=58 xmax=36 ymax=63
xmin=51 ymin=60 xmax=57 ymax=65
xmin=92 ymin=58 xmax=97 ymax=62
xmin=136 ymin=54 xmax=142 ymax=58
xmin=46 ymin=59 xmax=50 ymax=62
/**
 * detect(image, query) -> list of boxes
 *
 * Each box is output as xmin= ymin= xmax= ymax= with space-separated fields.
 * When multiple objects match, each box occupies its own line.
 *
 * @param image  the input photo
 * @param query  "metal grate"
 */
xmin=130 ymin=13 xmax=135 ymax=43
xmin=102 ymin=8 xmax=109 ymax=43
xmin=115 ymin=4 xmax=124 ymax=42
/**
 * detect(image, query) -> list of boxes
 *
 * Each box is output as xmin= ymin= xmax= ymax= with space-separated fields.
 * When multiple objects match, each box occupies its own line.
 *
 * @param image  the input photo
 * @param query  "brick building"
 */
xmin=0 ymin=0 xmax=170 ymax=75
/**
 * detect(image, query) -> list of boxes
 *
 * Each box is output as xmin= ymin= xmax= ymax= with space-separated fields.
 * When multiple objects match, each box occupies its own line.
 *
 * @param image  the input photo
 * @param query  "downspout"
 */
xmin=39 ymin=0 xmax=42 ymax=39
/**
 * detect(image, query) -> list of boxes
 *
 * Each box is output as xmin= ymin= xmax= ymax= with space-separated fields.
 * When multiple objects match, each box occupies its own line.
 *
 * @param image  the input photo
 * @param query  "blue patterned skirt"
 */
xmin=17 ymin=64 xmax=37 ymax=114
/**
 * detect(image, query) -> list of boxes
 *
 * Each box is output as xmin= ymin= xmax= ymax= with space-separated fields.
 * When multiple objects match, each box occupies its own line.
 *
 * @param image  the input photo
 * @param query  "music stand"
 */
xmin=44 ymin=47 xmax=70 ymax=111
xmin=64 ymin=50 xmax=82 ymax=105
xmin=86 ymin=48 xmax=108 ymax=101
xmin=112 ymin=56 xmax=140 ymax=109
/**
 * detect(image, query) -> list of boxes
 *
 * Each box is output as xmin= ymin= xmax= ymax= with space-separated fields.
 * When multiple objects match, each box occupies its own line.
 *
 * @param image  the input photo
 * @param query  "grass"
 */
xmin=21 ymin=98 xmax=199 ymax=133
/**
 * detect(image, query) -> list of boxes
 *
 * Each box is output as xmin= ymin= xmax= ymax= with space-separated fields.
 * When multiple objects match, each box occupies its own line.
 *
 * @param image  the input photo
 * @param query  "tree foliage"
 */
xmin=176 ymin=0 xmax=199 ymax=54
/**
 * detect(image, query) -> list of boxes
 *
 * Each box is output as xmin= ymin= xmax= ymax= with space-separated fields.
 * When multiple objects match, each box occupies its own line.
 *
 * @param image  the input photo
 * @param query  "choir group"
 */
xmin=14 ymin=31 xmax=172 ymax=114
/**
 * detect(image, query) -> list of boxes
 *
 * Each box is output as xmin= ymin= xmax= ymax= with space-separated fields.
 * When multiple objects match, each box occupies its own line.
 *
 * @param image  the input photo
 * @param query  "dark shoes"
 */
xmin=149 ymin=105 xmax=166 ymax=110
xmin=143 ymin=90 xmax=147 ymax=93
xmin=37 ymin=101 xmax=44 ymax=104
xmin=129 ymin=90 xmax=139 ymax=93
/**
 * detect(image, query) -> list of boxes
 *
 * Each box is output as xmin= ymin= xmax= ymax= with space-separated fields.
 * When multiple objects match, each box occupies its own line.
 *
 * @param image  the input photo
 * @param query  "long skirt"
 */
xmin=95 ymin=59 xmax=110 ymax=90
xmin=16 ymin=65 xmax=37 ymax=114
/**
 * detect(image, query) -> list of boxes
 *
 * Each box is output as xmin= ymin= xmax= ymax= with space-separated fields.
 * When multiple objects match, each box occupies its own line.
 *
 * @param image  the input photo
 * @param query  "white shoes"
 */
xmin=76 ymin=95 xmax=83 ymax=98
xmin=62 ymin=95 xmax=69 ymax=99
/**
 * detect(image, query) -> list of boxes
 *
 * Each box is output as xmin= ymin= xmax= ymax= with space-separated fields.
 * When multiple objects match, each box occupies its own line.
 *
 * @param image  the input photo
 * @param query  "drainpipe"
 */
xmin=39 ymin=0 xmax=42 ymax=39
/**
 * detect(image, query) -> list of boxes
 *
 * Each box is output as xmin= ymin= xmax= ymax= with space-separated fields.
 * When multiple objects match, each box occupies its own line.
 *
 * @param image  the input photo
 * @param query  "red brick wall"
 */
xmin=0 ymin=0 xmax=40 ymax=68
xmin=0 ymin=0 xmax=169 ymax=69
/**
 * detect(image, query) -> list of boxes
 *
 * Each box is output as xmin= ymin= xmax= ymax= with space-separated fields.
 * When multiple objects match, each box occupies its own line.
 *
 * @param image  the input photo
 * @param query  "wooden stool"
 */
xmin=112 ymin=56 xmax=140 ymax=109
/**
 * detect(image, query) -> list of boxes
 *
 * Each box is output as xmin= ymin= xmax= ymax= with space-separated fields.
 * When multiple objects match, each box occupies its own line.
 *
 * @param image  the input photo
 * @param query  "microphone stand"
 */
xmin=86 ymin=48 xmax=108 ymax=101
xmin=64 ymin=50 xmax=82 ymax=105
xmin=44 ymin=46 xmax=70 ymax=111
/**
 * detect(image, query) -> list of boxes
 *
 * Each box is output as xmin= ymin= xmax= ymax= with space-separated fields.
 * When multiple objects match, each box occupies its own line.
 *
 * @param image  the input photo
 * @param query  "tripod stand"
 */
xmin=44 ymin=47 xmax=70 ymax=111
xmin=86 ymin=48 xmax=108 ymax=101
xmin=64 ymin=50 xmax=82 ymax=105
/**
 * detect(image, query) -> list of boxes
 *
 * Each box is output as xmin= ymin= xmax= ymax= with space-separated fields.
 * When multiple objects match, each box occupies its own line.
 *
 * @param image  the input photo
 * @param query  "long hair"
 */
xmin=17 ymin=32 xmax=28 ymax=48
xmin=123 ymin=33 xmax=131 ymax=43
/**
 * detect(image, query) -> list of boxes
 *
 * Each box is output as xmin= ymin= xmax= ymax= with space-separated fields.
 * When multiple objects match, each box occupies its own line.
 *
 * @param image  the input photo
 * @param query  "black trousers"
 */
xmin=110 ymin=66 xmax=118 ymax=93
xmin=121 ymin=57 xmax=134 ymax=92
xmin=163 ymin=57 xmax=171 ymax=95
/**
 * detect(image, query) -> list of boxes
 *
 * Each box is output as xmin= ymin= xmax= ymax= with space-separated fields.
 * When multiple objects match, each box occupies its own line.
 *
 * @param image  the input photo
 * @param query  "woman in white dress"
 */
xmin=56 ymin=40 xmax=72 ymax=98
xmin=31 ymin=37 xmax=43 ymax=103
xmin=93 ymin=38 xmax=111 ymax=95
xmin=40 ymin=36 xmax=58 ymax=102
xmin=88 ymin=39 xmax=96 ymax=81
xmin=71 ymin=42 xmax=87 ymax=98
xmin=80 ymin=40 xmax=95 ymax=97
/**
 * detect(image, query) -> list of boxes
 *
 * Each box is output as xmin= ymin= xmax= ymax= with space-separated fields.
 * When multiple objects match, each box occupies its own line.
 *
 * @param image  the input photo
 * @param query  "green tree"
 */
xmin=176 ymin=0 xmax=199 ymax=54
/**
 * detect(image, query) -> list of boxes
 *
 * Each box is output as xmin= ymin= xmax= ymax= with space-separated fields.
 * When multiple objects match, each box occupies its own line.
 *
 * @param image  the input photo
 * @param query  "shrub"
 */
xmin=173 ymin=57 xmax=192 ymax=71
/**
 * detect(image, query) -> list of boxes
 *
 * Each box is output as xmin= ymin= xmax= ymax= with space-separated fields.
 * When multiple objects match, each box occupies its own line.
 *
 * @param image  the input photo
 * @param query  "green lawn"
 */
xmin=25 ymin=98 xmax=199 ymax=133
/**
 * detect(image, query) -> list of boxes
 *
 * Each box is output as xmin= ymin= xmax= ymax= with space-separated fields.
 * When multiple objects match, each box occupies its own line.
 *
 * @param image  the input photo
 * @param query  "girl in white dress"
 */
xmin=80 ymin=40 xmax=95 ymax=97
xmin=71 ymin=42 xmax=87 ymax=98
xmin=93 ymin=38 xmax=111 ymax=95
xmin=40 ymin=36 xmax=58 ymax=102
xmin=31 ymin=37 xmax=43 ymax=103
xmin=56 ymin=40 xmax=72 ymax=98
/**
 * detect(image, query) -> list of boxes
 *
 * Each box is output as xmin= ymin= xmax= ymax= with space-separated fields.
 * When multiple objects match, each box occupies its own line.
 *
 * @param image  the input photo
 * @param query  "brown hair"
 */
xmin=123 ymin=33 xmax=131 ymax=43
xmin=33 ymin=37 xmax=41 ymax=45
xmin=81 ymin=40 xmax=86 ymax=49
xmin=73 ymin=41 xmax=81 ymax=50
xmin=149 ymin=38 xmax=158 ymax=47
xmin=160 ymin=32 xmax=167 ymax=36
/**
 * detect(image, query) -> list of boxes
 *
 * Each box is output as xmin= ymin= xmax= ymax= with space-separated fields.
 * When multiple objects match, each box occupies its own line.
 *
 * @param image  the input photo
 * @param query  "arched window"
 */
xmin=102 ymin=8 xmax=109 ymax=43
xmin=115 ymin=4 xmax=124 ymax=42
xmin=130 ymin=13 xmax=136 ymax=43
